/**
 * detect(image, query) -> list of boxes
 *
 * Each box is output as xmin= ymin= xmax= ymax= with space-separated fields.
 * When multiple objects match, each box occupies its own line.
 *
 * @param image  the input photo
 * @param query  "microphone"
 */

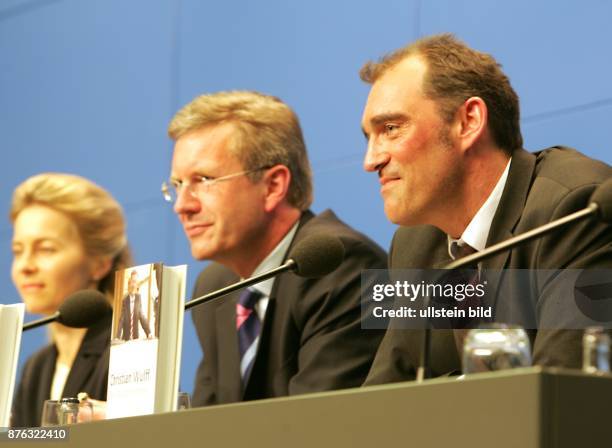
xmin=416 ymin=177 xmax=612 ymax=381
xmin=22 ymin=290 xmax=111 ymax=331
xmin=185 ymin=233 xmax=345 ymax=311
xmin=289 ymin=233 xmax=346 ymax=278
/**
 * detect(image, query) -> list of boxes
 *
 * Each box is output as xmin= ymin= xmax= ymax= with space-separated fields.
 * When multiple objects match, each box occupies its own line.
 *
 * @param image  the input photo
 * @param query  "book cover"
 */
xmin=106 ymin=263 xmax=186 ymax=418
xmin=0 ymin=303 xmax=25 ymax=428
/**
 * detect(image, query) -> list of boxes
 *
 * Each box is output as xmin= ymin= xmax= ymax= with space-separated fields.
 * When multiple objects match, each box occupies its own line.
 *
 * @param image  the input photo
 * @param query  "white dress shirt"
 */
xmin=448 ymin=159 xmax=512 ymax=259
xmin=247 ymin=221 xmax=300 ymax=321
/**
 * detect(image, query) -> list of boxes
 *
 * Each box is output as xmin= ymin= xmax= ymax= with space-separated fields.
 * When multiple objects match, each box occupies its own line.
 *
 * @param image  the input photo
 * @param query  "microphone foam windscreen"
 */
xmin=58 ymin=289 xmax=111 ymax=328
xmin=590 ymin=177 xmax=612 ymax=223
xmin=289 ymin=234 xmax=345 ymax=278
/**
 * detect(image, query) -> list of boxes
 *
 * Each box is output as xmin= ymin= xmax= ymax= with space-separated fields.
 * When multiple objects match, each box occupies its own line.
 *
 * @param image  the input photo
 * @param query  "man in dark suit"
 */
xmin=359 ymin=33 xmax=612 ymax=383
xmin=165 ymin=91 xmax=387 ymax=405
xmin=116 ymin=273 xmax=151 ymax=341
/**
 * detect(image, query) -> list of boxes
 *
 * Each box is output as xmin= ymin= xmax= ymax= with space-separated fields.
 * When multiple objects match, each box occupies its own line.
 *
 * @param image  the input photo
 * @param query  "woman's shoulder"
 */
xmin=21 ymin=343 xmax=57 ymax=375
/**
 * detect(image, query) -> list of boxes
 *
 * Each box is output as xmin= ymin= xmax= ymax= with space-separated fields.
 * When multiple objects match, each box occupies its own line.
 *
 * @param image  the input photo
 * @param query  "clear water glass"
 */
xmin=40 ymin=399 xmax=93 ymax=426
xmin=582 ymin=327 xmax=611 ymax=374
xmin=463 ymin=324 xmax=531 ymax=374
xmin=177 ymin=392 xmax=191 ymax=410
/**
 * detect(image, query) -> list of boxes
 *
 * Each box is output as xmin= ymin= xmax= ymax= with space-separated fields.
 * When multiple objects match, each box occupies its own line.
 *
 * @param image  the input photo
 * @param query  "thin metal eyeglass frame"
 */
xmin=161 ymin=167 xmax=270 ymax=203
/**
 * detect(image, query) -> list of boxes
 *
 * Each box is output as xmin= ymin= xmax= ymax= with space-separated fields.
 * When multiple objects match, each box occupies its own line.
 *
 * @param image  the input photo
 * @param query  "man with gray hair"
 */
xmin=360 ymin=34 xmax=612 ymax=383
xmin=165 ymin=90 xmax=386 ymax=404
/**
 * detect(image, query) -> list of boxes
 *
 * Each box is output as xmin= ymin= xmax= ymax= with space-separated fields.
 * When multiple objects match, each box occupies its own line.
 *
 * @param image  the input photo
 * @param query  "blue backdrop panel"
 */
xmin=0 ymin=0 xmax=177 ymax=213
xmin=523 ymin=105 xmax=612 ymax=162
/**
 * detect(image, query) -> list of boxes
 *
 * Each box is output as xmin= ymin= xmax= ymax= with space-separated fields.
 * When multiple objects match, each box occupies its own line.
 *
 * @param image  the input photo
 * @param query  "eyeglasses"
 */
xmin=161 ymin=167 xmax=270 ymax=203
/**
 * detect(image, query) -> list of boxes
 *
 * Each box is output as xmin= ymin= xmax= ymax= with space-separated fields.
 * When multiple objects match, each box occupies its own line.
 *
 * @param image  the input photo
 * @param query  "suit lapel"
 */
xmin=281 ymin=210 xmax=315 ymax=259
xmin=241 ymin=214 xmax=315 ymax=398
xmin=241 ymin=211 xmax=315 ymax=398
xmin=481 ymin=149 xmax=537 ymax=305
xmin=215 ymin=292 xmax=242 ymax=403
xmin=62 ymin=354 xmax=97 ymax=398
xmin=243 ymin=295 xmax=276 ymax=399
xmin=62 ymin=316 xmax=111 ymax=397
xmin=429 ymin=232 xmax=453 ymax=268
xmin=482 ymin=149 xmax=537 ymax=269
xmin=390 ymin=225 xmax=450 ymax=269
xmin=40 ymin=346 xmax=58 ymax=401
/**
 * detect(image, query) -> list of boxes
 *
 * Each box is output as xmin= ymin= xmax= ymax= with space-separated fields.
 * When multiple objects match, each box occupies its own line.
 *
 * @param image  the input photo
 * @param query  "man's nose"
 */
xmin=363 ymin=140 xmax=389 ymax=173
xmin=173 ymin=186 xmax=201 ymax=215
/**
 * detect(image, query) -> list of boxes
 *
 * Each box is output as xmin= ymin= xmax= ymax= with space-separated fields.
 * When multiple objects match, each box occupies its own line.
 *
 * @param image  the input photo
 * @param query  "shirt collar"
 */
xmin=448 ymin=158 xmax=511 ymax=258
xmin=247 ymin=221 xmax=300 ymax=297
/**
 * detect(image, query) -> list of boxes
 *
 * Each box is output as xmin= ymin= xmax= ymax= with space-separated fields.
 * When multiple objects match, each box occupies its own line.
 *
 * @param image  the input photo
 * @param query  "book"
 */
xmin=106 ymin=263 xmax=186 ymax=419
xmin=0 ymin=303 xmax=25 ymax=428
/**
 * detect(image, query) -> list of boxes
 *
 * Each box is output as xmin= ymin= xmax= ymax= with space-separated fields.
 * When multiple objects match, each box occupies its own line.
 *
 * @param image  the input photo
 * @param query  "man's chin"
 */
xmin=190 ymin=243 xmax=216 ymax=262
xmin=384 ymin=203 xmax=408 ymax=226
xmin=384 ymin=206 xmax=421 ymax=227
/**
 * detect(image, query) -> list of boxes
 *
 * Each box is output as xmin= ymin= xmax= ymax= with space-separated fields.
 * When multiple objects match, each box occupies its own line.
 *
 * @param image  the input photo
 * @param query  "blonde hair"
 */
xmin=168 ymin=90 xmax=313 ymax=210
xmin=10 ymin=173 xmax=132 ymax=300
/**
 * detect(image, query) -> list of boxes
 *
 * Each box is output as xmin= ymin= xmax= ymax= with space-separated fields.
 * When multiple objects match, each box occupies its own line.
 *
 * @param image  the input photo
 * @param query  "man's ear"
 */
xmin=454 ymin=96 xmax=488 ymax=153
xmin=262 ymin=165 xmax=292 ymax=213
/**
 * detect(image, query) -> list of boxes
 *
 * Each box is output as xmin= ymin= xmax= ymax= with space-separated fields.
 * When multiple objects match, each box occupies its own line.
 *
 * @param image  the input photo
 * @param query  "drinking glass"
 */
xmin=463 ymin=324 xmax=531 ymax=374
xmin=177 ymin=392 xmax=191 ymax=410
xmin=582 ymin=326 xmax=611 ymax=374
xmin=40 ymin=399 xmax=94 ymax=426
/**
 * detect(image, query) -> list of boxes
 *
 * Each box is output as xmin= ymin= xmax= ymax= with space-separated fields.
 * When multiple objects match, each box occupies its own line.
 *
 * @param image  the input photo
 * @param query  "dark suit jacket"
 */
xmin=191 ymin=209 xmax=387 ymax=406
xmin=366 ymin=147 xmax=612 ymax=384
xmin=10 ymin=315 xmax=111 ymax=427
xmin=116 ymin=293 xmax=150 ymax=340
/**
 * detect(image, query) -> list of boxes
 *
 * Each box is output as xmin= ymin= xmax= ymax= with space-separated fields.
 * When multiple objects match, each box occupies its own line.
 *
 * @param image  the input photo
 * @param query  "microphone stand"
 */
xmin=23 ymin=312 xmax=60 ymax=331
xmin=184 ymin=259 xmax=297 ymax=311
xmin=446 ymin=203 xmax=598 ymax=270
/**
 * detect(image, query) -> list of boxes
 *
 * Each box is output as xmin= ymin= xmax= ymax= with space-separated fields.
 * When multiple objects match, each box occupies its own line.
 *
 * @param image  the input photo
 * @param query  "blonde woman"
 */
xmin=10 ymin=173 xmax=131 ymax=427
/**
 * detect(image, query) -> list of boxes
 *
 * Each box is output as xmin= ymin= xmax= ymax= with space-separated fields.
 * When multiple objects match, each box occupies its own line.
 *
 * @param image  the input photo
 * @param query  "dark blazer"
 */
xmin=191 ymin=209 xmax=387 ymax=406
xmin=10 ymin=315 xmax=111 ymax=427
xmin=366 ymin=147 xmax=612 ymax=384
xmin=116 ymin=293 xmax=150 ymax=341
